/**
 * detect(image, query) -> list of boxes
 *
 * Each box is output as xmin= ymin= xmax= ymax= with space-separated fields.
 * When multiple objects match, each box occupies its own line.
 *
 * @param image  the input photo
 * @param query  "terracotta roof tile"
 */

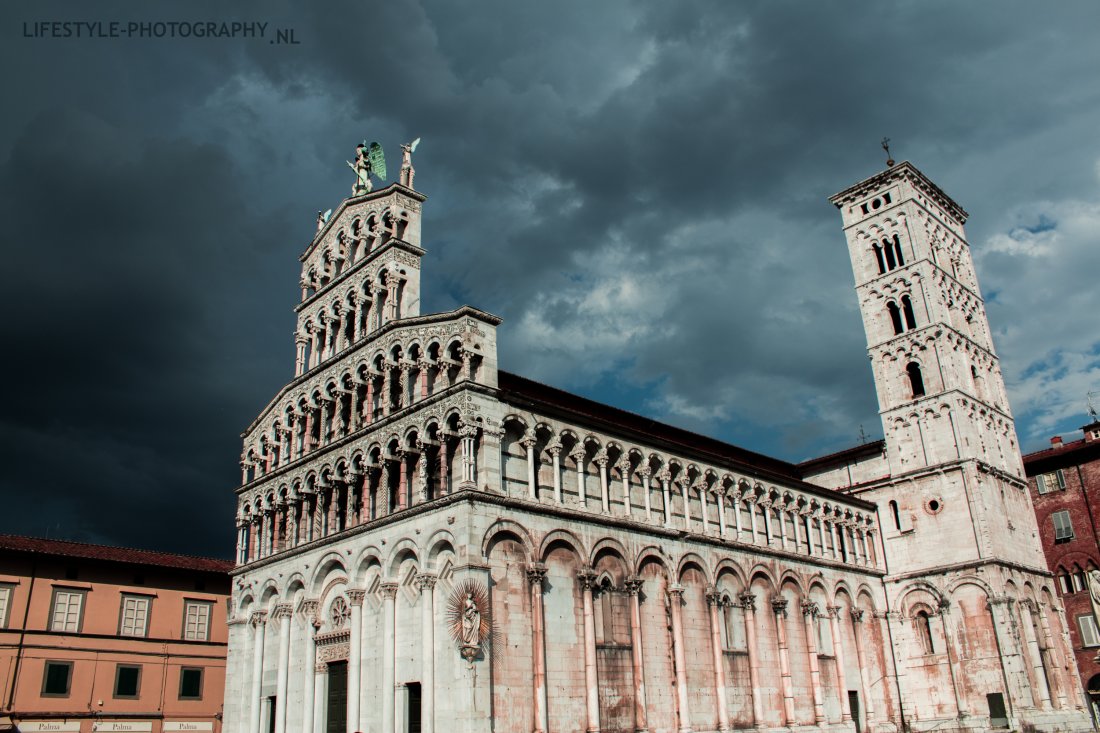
xmin=0 ymin=534 xmax=234 ymax=574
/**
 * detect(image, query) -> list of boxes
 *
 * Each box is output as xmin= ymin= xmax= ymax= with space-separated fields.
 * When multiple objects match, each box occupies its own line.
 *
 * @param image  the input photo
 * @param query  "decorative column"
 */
xmin=616 ymin=458 xmax=633 ymax=516
xmin=658 ymin=470 xmax=672 ymax=527
xmin=347 ymin=590 xmax=365 ymax=732
xmin=571 ymin=446 xmax=588 ymax=507
xmin=522 ymin=432 xmax=538 ymax=500
xmin=548 ymin=440 xmax=563 ymax=503
xmin=397 ymin=451 xmax=409 ymax=510
xmin=625 ymin=577 xmax=649 ymax=733
xmin=363 ymin=375 xmax=375 ymax=425
xmin=273 ymin=605 xmax=293 ymax=733
xmin=1036 ymin=603 xmax=1068 ymax=709
xmin=778 ymin=507 xmax=788 ymax=550
xmin=772 ymin=597 xmax=795 ymax=725
xmin=827 ymin=520 xmax=839 ymax=559
xmin=1020 ymin=600 xmax=1052 ymax=709
xmin=740 ymin=592 xmax=763 ymax=727
xmin=381 ymin=582 xmax=399 ymax=733
xmin=732 ymin=492 xmax=743 ymax=540
xmin=312 ymin=663 xmax=326 ymax=733
xmin=578 ymin=568 xmax=601 ymax=733
xmin=697 ymin=482 xmax=710 ymax=535
xmin=668 ymin=584 xmax=692 ymax=733
xmin=438 ymin=438 xmax=449 ymax=496
xmin=715 ymin=491 xmax=726 ymax=537
xmin=300 ymin=601 xmax=319 ymax=733
xmin=417 ymin=574 xmax=438 ymax=733
xmin=639 ymin=467 xmax=653 ymax=521
xmin=528 ymin=564 xmax=550 ymax=733
xmin=850 ymin=609 xmax=875 ymax=732
xmin=827 ymin=606 xmax=853 ymax=722
xmin=747 ymin=498 xmax=759 ymax=544
xmin=295 ymin=336 xmax=308 ymax=376
xmin=418 ymin=359 xmax=430 ymax=399
xmin=248 ymin=611 xmax=267 ymax=733
xmin=801 ymin=601 xmax=826 ymax=725
xmin=803 ymin=511 xmax=815 ymax=556
xmin=415 ymin=443 xmax=429 ymax=504
xmin=706 ymin=588 xmax=730 ymax=732
xmin=459 ymin=425 xmax=479 ymax=489
xmin=595 ymin=449 xmax=610 ymax=514
xmin=987 ymin=595 xmax=1030 ymax=713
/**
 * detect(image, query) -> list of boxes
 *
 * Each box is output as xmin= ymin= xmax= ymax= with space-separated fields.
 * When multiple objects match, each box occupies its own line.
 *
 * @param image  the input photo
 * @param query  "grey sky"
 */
xmin=2 ymin=0 xmax=1098 ymax=556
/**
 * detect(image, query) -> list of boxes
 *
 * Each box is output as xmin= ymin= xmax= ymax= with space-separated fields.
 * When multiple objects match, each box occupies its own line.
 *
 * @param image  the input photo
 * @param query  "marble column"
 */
xmin=300 ymin=602 xmax=319 ymax=733
xmin=740 ymin=592 xmax=763 ymax=727
xmin=1020 ymin=600 xmax=1052 ymax=709
xmin=248 ymin=611 xmax=267 ymax=733
xmin=460 ymin=426 xmax=479 ymax=488
xmin=802 ymin=601 xmax=826 ymax=725
xmin=732 ymin=493 xmax=743 ymax=540
xmin=417 ymin=574 xmax=438 ymax=733
xmin=523 ymin=436 xmax=538 ymax=500
xmin=715 ymin=491 xmax=726 ymax=537
xmin=772 ymin=598 xmax=795 ymax=725
xmin=659 ymin=472 xmax=672 ymax=527
xmin=639 ymin=468 xmax=652 ymax=521
xmin=549 ymin=443 xmax=562 ymax=503
xmin=698 ymin=485 xmax=710 ymax=535
xmin=680 ymin=481 xmax=691 ymax=531
xmin=850 ymin=609 xmax=874 ymax=733
xmin=616 ymin=460 xmax=632 ymax=516
xmin=596 ymin=452 xmax=610 ymax=513
xmin=571 ymin=447 xmax=587 ymax=507
xmin=706 ymin=589 xmax=730 ymax=732
xmin=625 ymin=577 xmax=649 ymax=733
xmin=312 ymin=663 xmax=326 ymax=733
xmin=747 ymin=500 xmax=759 ymax=544
xmin=827 ymin=606 xmax=852 ymax=722
xmin=381 ymin=582 xmax=399 ymax=733
xmin=347 ymin=590 xmax=365 ymax=732
xmin=668 ymin=584 xmax=692 ymax=733
xmin=578 ymin=568 xmax=601 ymax=733
xmin=528 ymin=564 xmax=550 ymax=733
xmin=273 ymin=605 xmax=293 ymax=733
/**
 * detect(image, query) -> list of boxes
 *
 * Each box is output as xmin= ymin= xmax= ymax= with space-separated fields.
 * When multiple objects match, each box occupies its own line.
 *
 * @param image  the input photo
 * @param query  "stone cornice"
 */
xmin=882 ymin=556 xmax=1052 ymax=584
xmin=829 ymin=161 xmax=969 ymax=225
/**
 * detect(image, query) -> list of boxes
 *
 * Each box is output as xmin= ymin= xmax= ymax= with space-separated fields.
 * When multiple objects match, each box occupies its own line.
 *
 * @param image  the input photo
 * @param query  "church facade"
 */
xmin=222 ymin=150 xmax=1091 ymax=733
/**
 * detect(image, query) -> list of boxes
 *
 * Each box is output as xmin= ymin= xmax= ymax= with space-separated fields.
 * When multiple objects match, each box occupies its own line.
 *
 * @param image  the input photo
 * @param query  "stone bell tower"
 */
xmin=829 ymin=162 xmax=1090 ymax=731
xmin=830 ymin=160 xmax=1041 ymax=571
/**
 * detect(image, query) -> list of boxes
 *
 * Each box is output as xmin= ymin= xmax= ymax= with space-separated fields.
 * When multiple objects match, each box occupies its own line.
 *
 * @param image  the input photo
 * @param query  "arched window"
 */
xmin=892 ymin=234 xmax=905 ymax=267
xmin=872 ymin=244 xmax=886 ymax=275
xmin=901 ymin=295 xmax=917 ymax=330
xmin=906 ymin=362 xmax=926 ymax=398
xmin=915 ymin=610 xmax=935 ymax=654
xmin=887 ymin=302 xmax=904 ymax=334
xmin=883 ymin=240 xmax=897 ymax=270
xmin=889 ymin=500 xmax=902 ymax=530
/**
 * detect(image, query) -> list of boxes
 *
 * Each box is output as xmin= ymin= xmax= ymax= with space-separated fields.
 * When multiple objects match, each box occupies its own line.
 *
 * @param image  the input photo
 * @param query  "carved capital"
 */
xmin=668 ymin=583 xmax=686 ymax=600
xmin=623 ymin=577 xmax=644 ymax=596
xmin=416 ymin=573 xmax=439 ymax=591
xmin=272 ymin=603 xmax=294 ymax=620
xmin=850 ymin=608 xmax=865 ymax=623
xmin=249 ymin=611 xmax=268 ymax=627
xmin=801 ymin=600 xmax=820 ymax=618
xmin=738 ymin=591 xmax=757 ymax=611
xmin=379 ymin=582 xmax=399 ymax=600
xmin=577 ymin=567 xmax=598 ymax=591
xmin=346 ymin=589 xmax=367 ymax=606
xmin=705 ymin=586 xmax=722 ymax=606
xmin=526 ymin=563 xmax=548 ymax=587
xmin=771 ymin=597 xmax=789 ymax=617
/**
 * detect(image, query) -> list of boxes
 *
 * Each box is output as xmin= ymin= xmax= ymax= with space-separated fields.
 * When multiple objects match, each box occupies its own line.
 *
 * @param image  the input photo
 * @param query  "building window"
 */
xmin=1052 ymin=510 xmax=1075 ymax=543
xmin=889 ymin=500 xmax=902 ymax=531
xmin=1078 ymin=615 xmax=1100 ymax=647
xmin=179 ymin=667 xmax=204 ymax=700
xmin=901 ymin=295 xmax=917 ymax=330
xmin=873 ymin=244 xmax=886 ymax=275
xmin=114 ymin=664 xmax=141 ymax=699
xmin=1059 ymin=573 xmax=1073 ymax=594
xmin=888 ymin=302 xmax=904 ymax=335
xmin=1037 ymin=470 xmax=1067 ymax=494
xmin=119 ymin=595 xmax=151 ymax=637
xmin=915 ymin=610 xmax=935 ymax=654
xmin=1073 ymin=570 xmax=1087 ymax=593
xmin=49 ymin=589 xmax=86 ymax=632
xmin=0 ymin=584 xmax=13 ymax=628
xmin=906 ymin=362 xmax=926 ymax=398
xmin=41 ymin=661 xmax=73 ymax=697
xmin=183 ymin=601 xmax=212 ymax=641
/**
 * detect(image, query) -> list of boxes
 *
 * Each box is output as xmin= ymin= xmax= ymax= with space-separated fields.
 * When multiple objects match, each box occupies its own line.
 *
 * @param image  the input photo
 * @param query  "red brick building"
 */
xmin=1024 ymin=419 xmax=1100 ymax=719
xmin=0 ymin=535 xmax=233 ymax=733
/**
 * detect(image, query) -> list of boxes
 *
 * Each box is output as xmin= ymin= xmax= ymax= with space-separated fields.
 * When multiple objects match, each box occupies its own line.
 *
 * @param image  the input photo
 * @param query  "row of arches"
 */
xmin=302 ymin=207 xmax=413 ymax=299
xmin=243 ymin=330 xmax=484 ymax=484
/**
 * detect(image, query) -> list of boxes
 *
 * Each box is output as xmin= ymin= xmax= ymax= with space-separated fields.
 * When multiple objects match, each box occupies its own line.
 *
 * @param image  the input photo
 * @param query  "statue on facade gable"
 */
xmin=400 ymin=137 xmax=420 ymax=188
xmin=347 ymin=141 xmax=387 ymax=196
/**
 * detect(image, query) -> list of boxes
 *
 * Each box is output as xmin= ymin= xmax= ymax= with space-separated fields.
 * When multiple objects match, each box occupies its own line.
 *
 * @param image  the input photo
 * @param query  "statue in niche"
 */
xmin=462 ymin=593 xmax=480 ymax=645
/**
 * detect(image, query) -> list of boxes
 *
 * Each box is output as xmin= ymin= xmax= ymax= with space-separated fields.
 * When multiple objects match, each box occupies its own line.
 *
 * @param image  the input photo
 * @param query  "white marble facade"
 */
xmin=224 ymin=155 xmax=1092 ymax=733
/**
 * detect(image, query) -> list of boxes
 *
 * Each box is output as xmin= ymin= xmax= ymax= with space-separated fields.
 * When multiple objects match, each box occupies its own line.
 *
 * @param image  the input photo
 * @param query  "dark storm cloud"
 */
xmin=2 ymin=0 xmax=1098 ymax=556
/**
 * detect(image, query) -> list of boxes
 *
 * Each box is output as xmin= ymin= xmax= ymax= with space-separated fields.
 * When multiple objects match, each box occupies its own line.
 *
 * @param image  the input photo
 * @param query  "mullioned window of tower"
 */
xmin=887 ymin=295 xmax=918 ymax=335
xmin=872 ymin=233 xmax=905 ymax=275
